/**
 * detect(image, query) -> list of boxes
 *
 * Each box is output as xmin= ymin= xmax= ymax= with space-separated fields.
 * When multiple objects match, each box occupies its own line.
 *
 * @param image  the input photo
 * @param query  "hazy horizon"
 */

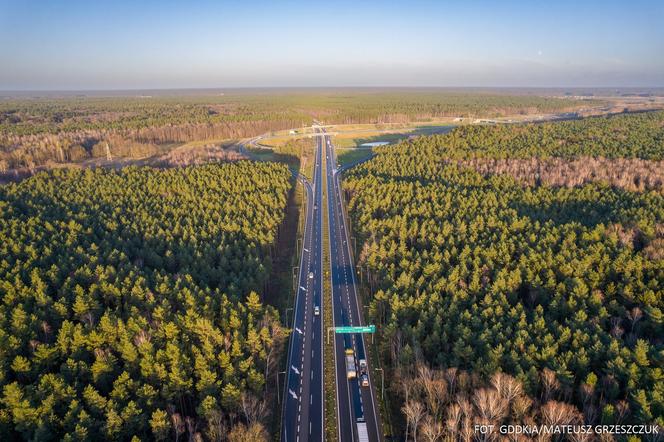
xmin=1 ymin=0 xmax=663 ymax=90
xmin=3 ymin=87 xmax=664 ymax=98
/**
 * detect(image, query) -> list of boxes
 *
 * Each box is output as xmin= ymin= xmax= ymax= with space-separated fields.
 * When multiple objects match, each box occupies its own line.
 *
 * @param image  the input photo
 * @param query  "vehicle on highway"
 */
xmin=345 ymin=348 xmax=356 ymax=379
xmin=359 ymin=358 xmax=367 ymax=375
xmin=308 ymin=271 xmax=314 ymax=279
xmin=357 ymin=418 xmax=369 ymax=442
xmin=360 ymin=373 xmax=369 ymax=387
xmin=314 ymin=305 xmax=320 ymax=316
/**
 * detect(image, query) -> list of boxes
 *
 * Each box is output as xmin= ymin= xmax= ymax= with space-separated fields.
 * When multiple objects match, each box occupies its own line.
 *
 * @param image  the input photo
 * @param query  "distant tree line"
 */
xmin=431 ymin=110 xmax=664 ymax=160
xmin=401 ymin=111 xmax=664 ymax=193
xmin=0 ymin=93 xmax=592 ymax=171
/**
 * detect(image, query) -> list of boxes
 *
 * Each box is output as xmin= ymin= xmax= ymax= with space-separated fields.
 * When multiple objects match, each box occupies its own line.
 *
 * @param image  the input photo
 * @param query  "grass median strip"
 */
xmin=322 ymin=148 xmax=339 ymax=442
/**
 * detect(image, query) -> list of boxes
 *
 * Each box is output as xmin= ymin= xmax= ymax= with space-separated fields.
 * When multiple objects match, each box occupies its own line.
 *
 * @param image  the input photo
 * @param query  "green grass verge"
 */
xmin=332 ymin=124 xmax=455 ymax=148
xmin=335 ymin=148 xmax=374 ymax=168
xmin=322 ymin=151 xmax=339 ymax=442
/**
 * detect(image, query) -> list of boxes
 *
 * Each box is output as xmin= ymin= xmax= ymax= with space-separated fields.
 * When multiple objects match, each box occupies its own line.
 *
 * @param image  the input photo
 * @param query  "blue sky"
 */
xmin=1 ymin=0 xmax=663 ymax=90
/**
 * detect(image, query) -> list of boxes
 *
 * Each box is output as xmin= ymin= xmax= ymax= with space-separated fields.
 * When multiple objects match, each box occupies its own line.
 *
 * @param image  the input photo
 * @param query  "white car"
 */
xmin=313 ymin=306 xmax=320 ymax=316
xmin=308 ymin=272 xmax=314 ymax=279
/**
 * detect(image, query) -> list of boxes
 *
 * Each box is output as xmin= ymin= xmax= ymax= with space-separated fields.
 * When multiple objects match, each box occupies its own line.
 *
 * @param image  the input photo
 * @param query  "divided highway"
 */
xmin=324 ymin=130 xmax=382 ymax=442
xmin=282 ymin=130 xmax=324 ymax=442
xmin=282 ymin=126 xmax=382 ymax=442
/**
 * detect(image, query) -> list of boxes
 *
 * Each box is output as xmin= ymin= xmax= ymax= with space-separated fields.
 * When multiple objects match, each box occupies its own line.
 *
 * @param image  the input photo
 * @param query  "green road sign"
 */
xmin=335 ymin=325 xmax=376 ymax=334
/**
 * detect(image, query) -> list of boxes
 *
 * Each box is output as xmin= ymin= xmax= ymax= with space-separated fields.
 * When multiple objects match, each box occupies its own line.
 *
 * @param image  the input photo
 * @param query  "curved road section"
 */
xmin=282 ymin=130 xmax=324 ymax=442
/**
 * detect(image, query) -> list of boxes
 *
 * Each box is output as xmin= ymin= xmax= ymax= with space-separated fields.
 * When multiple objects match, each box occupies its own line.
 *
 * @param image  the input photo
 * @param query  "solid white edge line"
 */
xmin=325 ymin=130 xmax=356 ymax=442
xmin=282 ymin=145 xmax=315 ymax=442
xmin=333 ymin=140 xmax=382 ymax=442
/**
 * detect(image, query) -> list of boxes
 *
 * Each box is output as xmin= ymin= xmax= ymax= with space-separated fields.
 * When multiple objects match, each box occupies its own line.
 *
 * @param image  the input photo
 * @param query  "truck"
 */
xmin=356 ymin=418 xmax=369 ymax=442
xmin=358 ymin=358 xmax=369 ymax=387
xmin=359 ymin=359 xmax=367 ymax=374
xmin=345 ymin=348 xmax=356 ymax=379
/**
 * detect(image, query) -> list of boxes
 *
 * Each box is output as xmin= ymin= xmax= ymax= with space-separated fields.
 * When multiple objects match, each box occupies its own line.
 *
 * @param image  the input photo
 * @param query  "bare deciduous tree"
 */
xmin=204 ymin=409 xmax=226 ymax=442
xmin=444 ymin=367 xmax=459 ymax=396
xmin=185 ymin=417 xmax=198 ymax=442
xmin=402 ymin=400 xmax=426 ymax=442
xmin=540 ymin=400 xmax=580 ymax=428
xmin=491 ymin=372 xmax=522 ymax=404
xmin=627 ymin=306 xmax=643 ymax=332
xmin=610 ymin=316 xmax=625 ymax=339
xmin=417 ymin=364 xmax=447 ymax=420
xmin=401 ymin=376 xmax=417 ymax=404
xmin=241 ymin=392 xmax=267 ymax=426
xmin=420 ymin=415 xmax=444 ymax=442
xmin=169 ymin=408 xmax=185 ymax=442
xmin=511 ymin=395 xmax=533 ymax=421
xmin=459 ymin=156 xmax=664 ymax=193
xmin=474 ymin=388 xmax=508 ymax=425
xmin=227 ymin=422 xmax=268 ymax=442
xmin=540 ymin=369 xmax=560 ymax=402
xmin=459 ymin=420 xmax=474 ymax=442
xmin=445 ymin=403 xmax=462 ymax=439
xmin=615 ymin=401 xmax=629 ymax=424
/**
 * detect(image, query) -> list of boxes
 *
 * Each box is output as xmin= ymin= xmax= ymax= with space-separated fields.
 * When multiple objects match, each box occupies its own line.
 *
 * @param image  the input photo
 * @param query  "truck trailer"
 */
xmin=345 ymin=348 xmax=356 ymax=379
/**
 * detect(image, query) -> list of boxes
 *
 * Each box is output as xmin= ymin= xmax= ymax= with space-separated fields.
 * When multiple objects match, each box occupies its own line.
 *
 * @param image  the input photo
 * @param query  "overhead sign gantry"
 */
xmin=327 ymin=325 xmax=376 ymax=343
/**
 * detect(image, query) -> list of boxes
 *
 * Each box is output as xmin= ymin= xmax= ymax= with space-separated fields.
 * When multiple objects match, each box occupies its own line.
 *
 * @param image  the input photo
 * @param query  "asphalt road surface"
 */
xmin=282 ymin=127 xmax=382 ymax=442
xmin=324 ymin=129 xmax=383 ymax=442
xmin=282 ymin=129 xmax=324 ymax=442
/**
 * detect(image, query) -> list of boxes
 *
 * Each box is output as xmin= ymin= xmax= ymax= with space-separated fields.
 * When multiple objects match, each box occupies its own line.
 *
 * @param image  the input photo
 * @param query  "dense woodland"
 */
xmin=343 ymin=114 xmax=664 ymax=437
xmin=0 ymin=162 xmax=292 ymax=441
xmin=0 ymin=92 xmax=589 ymax=171
xmin=436 ymin=110 xmax=664 ymax=160
xmin=1 ymin=93 xmax=660 ymax=440
xmin=427 ymin=111 xmax=664 ymax=193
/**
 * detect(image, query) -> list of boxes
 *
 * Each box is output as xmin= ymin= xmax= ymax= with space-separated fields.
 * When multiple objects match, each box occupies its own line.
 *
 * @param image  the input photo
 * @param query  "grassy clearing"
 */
xmin=247 ymin=137 xmax=315 ymax=181
xmin=328 ymin=120 xmax=455 ymax=130
xmin=330 ymin=125 xmax=454 ymax=168
xmin=331 ymin=124 xmax=454 ymax=149
xmin=331 ymin=136 xmax=377 ymax=149
xmin=177 ymin=138 xmax=237 ymax=148
xmin=336 ymin=148 xmax=374 ymax=168
xmin=259 ymin=134 xmax=311 ymax=147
